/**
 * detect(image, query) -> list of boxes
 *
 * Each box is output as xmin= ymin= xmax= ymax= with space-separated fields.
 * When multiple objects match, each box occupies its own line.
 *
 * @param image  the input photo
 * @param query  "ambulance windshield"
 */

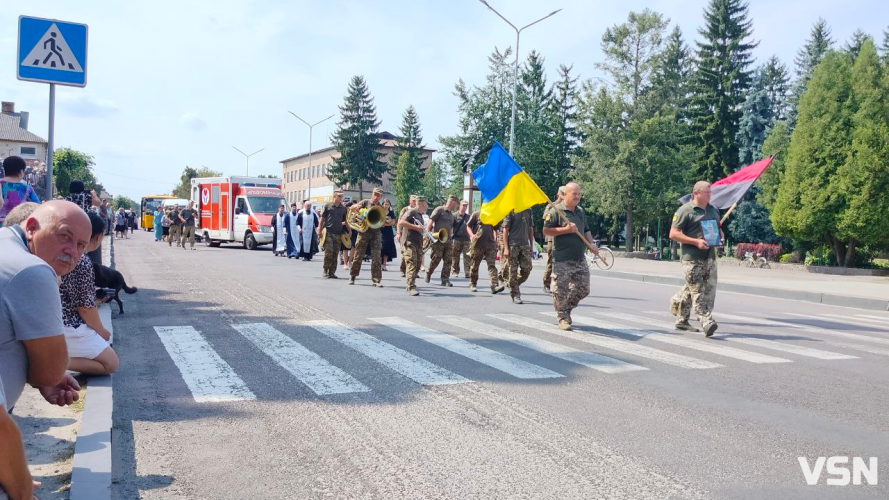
xmin=247 ymin=197 xmax=287 ymax=214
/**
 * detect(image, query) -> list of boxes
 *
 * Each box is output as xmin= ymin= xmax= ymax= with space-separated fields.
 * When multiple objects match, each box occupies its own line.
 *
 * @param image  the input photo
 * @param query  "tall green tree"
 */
xmin=547 ymin=64 xmax=582 ymax=193
xmin=835 ymin=40 xmax=889 ymax=259
xmin=758 ymin=120 xmax=791 ymax=211
xmin=112 ymin=195 xmax=135 ymax=210
xmin=788 ymin=18 xmax=833 ymax=128
xmin=881 ymin=27 xmax=889 ymax=62
xmin=736 ymin=69 xmax=774 ymax=165
xmin=649 ymin=26 xmax=692 ymax=120
xmin=689 ymin=0 xmax=757 ymax=179
xmin=761 ymin=55 xmax=791 ymax=121
xmin=329 ymin=75 xmax=387 ymax=200
xmin=421 ymin=158 xmax=449 ymax=208
xmin=391 ymin=106 xmax=425 ymax=209
xmin=173 ymin=166 xmax=222 ymax=199
xmin=53 ymin=148 xmax=97 ymax=197
xmin=576 ymin=9 xmax=681 ymax=250
xmin=844 ymin=29 xmax=872 ymax=60
xmin=772 ymin=51 xmax=855 ymax=265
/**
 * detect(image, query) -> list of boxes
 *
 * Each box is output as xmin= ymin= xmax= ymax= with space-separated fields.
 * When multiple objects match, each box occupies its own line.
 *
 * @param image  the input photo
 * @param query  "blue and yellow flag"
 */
xmin=471 ymin=142 xmax=548 ymax=225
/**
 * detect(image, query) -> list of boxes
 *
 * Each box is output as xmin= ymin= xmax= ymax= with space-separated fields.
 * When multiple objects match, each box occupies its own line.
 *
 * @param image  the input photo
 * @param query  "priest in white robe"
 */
xmin=283 ymin=203 xmax=301 ymax=259
xmin=296 ymin=201 xmax=320 ymax=261
xmin=271 ymin=204 xmax=287 ymax=257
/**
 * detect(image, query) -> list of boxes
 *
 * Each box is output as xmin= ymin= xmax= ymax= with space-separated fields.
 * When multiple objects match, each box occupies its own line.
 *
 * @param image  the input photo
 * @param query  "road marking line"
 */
xmin=576 ymin=312 xmax=793 ymax=363
xmin=306 ymin=319 xmax=468 ymax=386
xmin=717 ymin=312 xmax=889 ymax=346
xmin=605 ymin=312 xmax=856 ymax=361
xmin=489 ymin=314 xmax=722 ymax=370
xmin=814 ymin=313 xmax=889 ymax=330
xmin=232 ymin=323 xmax=370 ymax=395
xmin=825 ymin=342 xmax=889 ymax=357
xmin=369 ymin=317 xmax=563 ymax=380
xmin=857 ymin=314 xmax=889 ymax=322
xmin=430 ymin=315 xmax=647 ymax=374
xmin=154 ymin=326 xmax=256 ymax=403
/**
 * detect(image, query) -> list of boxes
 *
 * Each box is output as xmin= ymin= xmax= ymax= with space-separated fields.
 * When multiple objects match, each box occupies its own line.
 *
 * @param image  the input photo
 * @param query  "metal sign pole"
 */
xmin=46 ymin=83 xmax=55 ymax=198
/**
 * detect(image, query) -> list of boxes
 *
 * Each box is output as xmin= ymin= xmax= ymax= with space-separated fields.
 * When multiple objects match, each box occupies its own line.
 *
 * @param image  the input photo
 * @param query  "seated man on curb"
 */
xmin=60 ymin=212 xmax=119 ymax=375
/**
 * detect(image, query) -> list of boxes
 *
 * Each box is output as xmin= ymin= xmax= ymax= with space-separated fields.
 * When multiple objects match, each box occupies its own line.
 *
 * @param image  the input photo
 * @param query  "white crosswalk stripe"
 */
xmin=811 ymin=313 xmax=889 ymax=330
xmin=154 ymin=326 xmax=256 ymax=403
xmin=430 ymin=315 xmax=647 ymax=374
xmin=232 ymin=323 xmax=371 ymax=395
xmin=306 ymin=319 xmax=468 ymax=386
xmin=717 ymin=312 xmax=889 ymax=346
xmin=603 ymin=312 xmax=857 ymax=361
xmin=564 ymin=312 xmax=795 ymax=363
xmin=856 ymin=314 xmax=889 ymax=322
xmin=824 ymin=342 xmax=889 ymax=357
xmin=370 ymin=317 xmax=563 ymax=380
xmin=489 ymin=314 xmax=722 ymax=370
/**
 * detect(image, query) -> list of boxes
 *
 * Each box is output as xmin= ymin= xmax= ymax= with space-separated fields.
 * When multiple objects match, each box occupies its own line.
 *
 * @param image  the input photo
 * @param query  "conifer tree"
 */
xmin=761 ymin=56 xmax=790 ymax=121
xmin=391 ymin=106 xmax=425 ymax=209
xmin=735 ymin=70 xmax=773 ymax=165
xmin=844 ymin=29 xmax=872 ymax=60
xmin=689 ymin=0 xmax=758 ymax=178
xmin=329 ymin=76 xmax=387 ymax=200
xmin=787 ymin=19 xmax=833 ymax=128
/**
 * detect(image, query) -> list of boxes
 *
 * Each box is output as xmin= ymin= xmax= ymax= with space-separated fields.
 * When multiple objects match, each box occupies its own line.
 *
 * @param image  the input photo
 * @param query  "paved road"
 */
xmin=110 ymin=231 xmax=889 ymax=499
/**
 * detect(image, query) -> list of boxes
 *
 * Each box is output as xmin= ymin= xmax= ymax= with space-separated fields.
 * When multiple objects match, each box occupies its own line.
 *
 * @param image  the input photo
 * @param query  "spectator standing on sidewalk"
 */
xmin=668 ymin=181 xmax=722 ymax=337
xmin=179 ymin=201 xmax=197 ymax=250
xmin=114 ymin=208 xmax=127 ymax=239
xmin=1 ymin=156 xmax=41 ymax=226
xmin=60 ymin=212 xmax=119 ymax=375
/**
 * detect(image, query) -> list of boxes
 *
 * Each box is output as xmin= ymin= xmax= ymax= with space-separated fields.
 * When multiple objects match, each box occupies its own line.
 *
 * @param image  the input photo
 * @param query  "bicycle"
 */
xmin=586 ymin=240 xmax=615 ymax=270
xmin=743 ymin=251 xmax=771 ymax=269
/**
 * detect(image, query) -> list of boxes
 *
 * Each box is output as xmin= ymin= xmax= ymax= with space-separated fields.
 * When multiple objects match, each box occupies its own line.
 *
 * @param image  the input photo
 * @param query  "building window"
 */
xmin=20 ymin=146 xmax=36 ymax=157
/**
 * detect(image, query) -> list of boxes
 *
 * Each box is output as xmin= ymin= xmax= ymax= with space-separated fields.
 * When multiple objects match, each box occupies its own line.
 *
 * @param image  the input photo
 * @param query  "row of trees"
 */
xmin=320 ymin=0 xmax=888 ymax=265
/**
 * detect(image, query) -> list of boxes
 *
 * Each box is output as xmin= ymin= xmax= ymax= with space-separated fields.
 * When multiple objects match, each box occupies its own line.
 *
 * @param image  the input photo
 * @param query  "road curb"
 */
xmin=589 ymin=269 xmax=889 ymax=311
xmin=70 ymin=235 xmax=115 ymax=500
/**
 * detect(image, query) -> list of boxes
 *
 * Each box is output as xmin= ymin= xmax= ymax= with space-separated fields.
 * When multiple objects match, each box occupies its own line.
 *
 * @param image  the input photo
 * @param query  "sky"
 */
xmin=2 ymin=0 xmax=887 ymax=202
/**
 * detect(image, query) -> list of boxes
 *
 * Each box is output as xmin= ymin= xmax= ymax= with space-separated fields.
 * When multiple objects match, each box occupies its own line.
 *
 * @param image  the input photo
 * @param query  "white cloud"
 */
xmin=180 ymin=112 xmax=207 ymax=131
xmin=58 ymin=93 xmax=121 ymax=118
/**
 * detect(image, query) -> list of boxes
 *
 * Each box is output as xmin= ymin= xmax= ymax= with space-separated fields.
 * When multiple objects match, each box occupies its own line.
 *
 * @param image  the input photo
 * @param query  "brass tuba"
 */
xmin=348 ymin=205 xmax=386 ymax=233
xmin=320 ymin=227 xmax=353 ymax=248
xmin=423 ymin=227 xmax=449 ymax=250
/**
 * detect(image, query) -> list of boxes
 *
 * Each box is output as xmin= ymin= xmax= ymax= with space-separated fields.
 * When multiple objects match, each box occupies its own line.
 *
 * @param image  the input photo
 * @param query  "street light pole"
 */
xmin=288 ymin=111 xmax=335 ymax=203
xmin=477 ymin=1 xmax=561 ymax=156
xmin=232 ymin=146 xmax=264 ymax=177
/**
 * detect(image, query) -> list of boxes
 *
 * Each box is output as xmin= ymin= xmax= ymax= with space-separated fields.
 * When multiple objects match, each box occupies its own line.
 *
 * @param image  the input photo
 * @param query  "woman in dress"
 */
xmin=379 ymin=199 xmax=397 ymax=271
xmin=153 ymin=207 xmax=164 ymax=242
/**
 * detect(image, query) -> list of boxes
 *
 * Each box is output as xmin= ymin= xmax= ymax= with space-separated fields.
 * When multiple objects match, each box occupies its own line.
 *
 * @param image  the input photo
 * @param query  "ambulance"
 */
xmin=189 ymin=176 xmax=286 ymax=250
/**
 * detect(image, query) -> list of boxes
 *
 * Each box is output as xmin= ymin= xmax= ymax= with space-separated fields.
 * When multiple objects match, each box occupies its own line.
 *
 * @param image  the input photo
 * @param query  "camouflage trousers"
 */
xmin=543 ymin=242 xmax=554 ymax=289
xmin=180 ymin=225 xmax=196 ymax=249
xmin=350 ymin=230 xmax=382 ymax=283
xmin=427 ymin=240 xmax=453 ymax=282
xmin=552 ymin=259 xmax=590 ymax=323
xmin=469 ymin=245 xmax=500 ymax=290
xmin=451 ymin=239 xmax=471 ymax=275
xmin=168 ymin=225 xmax=181 ymax=246
xmin=403 ymin=242 xmax=422 ymax=291
xmin=507 ymin=244 xmax=533 ymax=297
xmin=322 ymin=236 xmax=342 ymax=277
xmin=671 ymin=259 xmax=717 ymax=327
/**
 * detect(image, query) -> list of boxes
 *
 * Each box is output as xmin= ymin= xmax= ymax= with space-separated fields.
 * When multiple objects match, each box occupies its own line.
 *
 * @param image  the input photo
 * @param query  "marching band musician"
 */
xmin=318 ymin=190 xmax=350 ymax=279
xmin=466 ymin=209 xmax=505 ymax=295
xmin=348 ymin=187 xmax=385 ymax=287
xmin=450 ymin=200 xmax=471 ymax=279
xmin=396 ymin=195 xmax=418 ymax=278
xmin=398 ymin=196 xmax=429 ymax=296
xmin=502 ymin=208 xmax=534 ymax=304
xmin=424 ymin=194 xmax=458 ymax=287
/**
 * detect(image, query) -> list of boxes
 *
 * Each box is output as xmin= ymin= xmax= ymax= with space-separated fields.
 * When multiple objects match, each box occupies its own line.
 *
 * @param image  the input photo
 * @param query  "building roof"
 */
xmin=0 ymin=113 xmax=46 ymax=144
xmin=279 ymin=131 xmax=435 ymax=164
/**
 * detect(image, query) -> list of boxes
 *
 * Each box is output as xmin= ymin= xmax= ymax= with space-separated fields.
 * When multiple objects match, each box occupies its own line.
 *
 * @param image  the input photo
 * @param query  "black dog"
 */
xmin=93 ymin=263 xmax=137 ymax=314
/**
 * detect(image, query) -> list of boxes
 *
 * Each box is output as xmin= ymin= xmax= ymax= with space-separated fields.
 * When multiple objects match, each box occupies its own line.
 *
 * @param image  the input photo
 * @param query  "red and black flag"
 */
xmin=680 ymin=156 xmax=774 ymax=209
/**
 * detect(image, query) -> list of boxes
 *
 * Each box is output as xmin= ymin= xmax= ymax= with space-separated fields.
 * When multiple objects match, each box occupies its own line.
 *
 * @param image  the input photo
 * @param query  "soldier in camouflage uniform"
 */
xmin=348 ymin=187 xmax=385 ymax=287
xmin=450 ymin=200 xmax=472 ymax=278
xmin=425 ymin=195 xmax=458 ymax=286
xmin=398 ymin=196 xmax=429 ymax=296
xmin=668 ymin=181 xmax=721 ymax=337
xmin=542 ymin=187 xmax=564 ymax=293
xmin=318 ymin=190 xmax=350 ymax=278
xmin=397 ymin=195 xmax=418 ymax=277
xmin=466 ymin=209 xmax=505 ymax=294
xmin=542 ymin=182 xmax=597 ymax=330
xmin=502 ymin=209 xmax=534 ymax=304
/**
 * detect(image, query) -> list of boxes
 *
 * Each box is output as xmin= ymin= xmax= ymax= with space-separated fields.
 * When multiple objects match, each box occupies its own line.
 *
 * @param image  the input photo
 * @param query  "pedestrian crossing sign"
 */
xmin=17 ymin=16 xmax=88 ymax=87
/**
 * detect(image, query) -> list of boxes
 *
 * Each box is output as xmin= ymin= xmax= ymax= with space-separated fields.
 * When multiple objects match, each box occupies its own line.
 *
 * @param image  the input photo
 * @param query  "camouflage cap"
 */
xmin=447 ymin=194 xmax=459 ymax=203
xmin=416 ymin=196 xmax=428 ymax=203
xmin=333 ymin=189 xmax=344 ymax=195
xmin=409 ymin=194 xmax=419 ymax=201
xmin=372 ymin=187 xmax=384 ymax=195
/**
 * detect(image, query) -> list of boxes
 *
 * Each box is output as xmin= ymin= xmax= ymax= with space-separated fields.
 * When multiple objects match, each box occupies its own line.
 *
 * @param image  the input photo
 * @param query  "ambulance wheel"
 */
xmin=204 ymin=233 xmax=220 ymax=247
xmin=244 ymin=232 xmax=257 ymax=250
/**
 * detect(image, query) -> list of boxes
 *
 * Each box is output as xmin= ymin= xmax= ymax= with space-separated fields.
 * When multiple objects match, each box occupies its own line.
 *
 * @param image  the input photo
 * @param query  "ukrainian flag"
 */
xmin=472 ymin=142 xmax=549 ymax=225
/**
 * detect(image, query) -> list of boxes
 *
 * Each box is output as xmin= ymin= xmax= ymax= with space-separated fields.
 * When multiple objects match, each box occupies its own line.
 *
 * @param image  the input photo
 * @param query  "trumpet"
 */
xmin=347 ymin=205 xmax=386 ymax=233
